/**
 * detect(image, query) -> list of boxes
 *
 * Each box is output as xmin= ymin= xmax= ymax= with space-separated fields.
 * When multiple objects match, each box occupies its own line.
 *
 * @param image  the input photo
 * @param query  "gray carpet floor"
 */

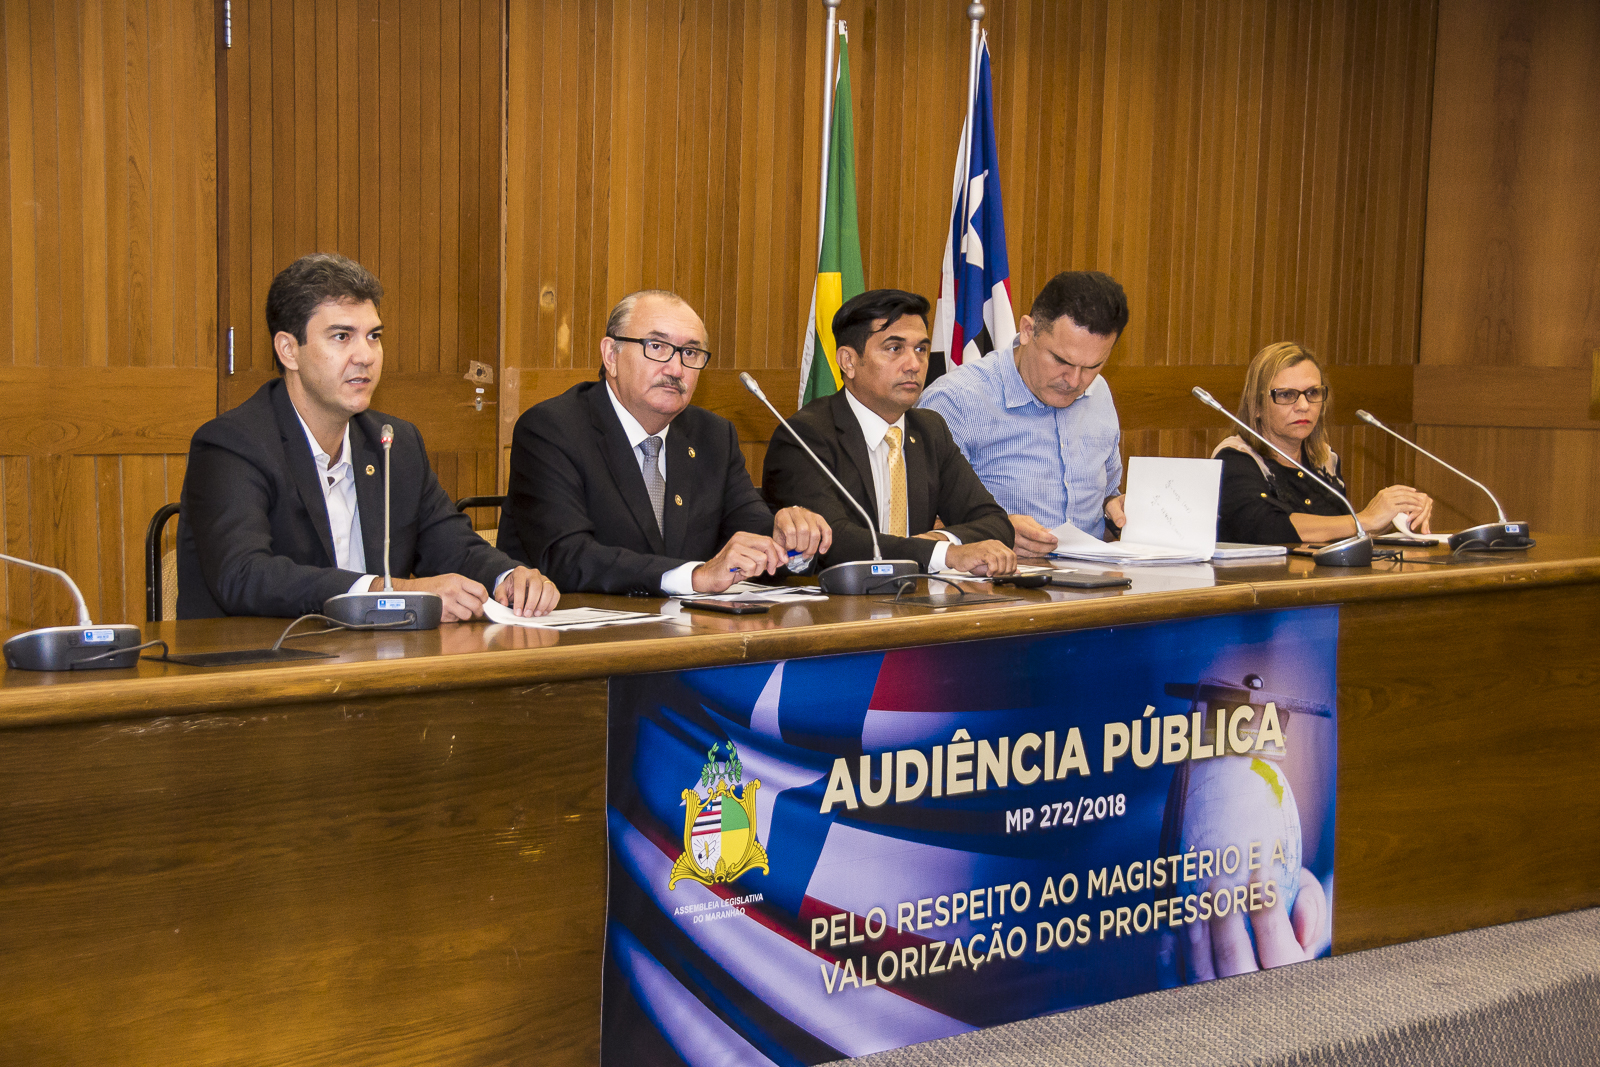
xmin=835 ymin=907 xmax=1600 ymax=1066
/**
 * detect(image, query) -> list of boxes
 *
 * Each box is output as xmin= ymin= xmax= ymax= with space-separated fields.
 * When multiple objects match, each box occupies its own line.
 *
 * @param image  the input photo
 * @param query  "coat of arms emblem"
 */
xmin=669 ymin=741 xmax=770 ymax=889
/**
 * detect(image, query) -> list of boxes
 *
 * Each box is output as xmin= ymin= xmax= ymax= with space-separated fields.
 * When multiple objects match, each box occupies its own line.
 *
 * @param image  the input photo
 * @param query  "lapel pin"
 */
xmin=909 ymin=435 xmax=916 ymax=444
xmin=674 ymin=494 xmax=683 ymax=506
xmin=365 ymin=464 xmax=376 ymax=475
xmin=687 ymin=446 xmax=696 ymax=459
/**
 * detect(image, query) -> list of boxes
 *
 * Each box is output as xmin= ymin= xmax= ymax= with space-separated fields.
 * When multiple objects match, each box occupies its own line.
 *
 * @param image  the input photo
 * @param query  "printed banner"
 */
xmin=604 ymin=609 xmax=1338 ymax=1065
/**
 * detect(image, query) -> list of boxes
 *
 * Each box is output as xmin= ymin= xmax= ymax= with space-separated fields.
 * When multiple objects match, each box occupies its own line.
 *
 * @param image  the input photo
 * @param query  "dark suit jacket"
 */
xmin=761 ymin=390 xmax=1012 ymax=570
xmin=498 ymin=380 xmax=775 ymax=594
xmin=177 ymin=379 xmax=519 ymax=618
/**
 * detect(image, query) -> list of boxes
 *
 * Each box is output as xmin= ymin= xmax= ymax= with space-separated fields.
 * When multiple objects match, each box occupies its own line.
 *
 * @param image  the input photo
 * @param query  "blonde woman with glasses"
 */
xmin=1213 ymin=342 xmax=1433 ymax=544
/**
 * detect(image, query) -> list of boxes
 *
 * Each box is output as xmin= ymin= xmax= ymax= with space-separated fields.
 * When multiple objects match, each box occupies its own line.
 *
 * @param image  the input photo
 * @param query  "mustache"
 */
xmin=650 ymin=376 xmax=687 ymax=394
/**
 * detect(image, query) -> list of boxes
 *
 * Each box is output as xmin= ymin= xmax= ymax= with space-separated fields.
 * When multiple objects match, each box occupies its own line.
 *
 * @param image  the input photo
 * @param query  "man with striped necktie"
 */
xmin=762 ymin=290 xmax=1016 ymax=577
xmin=501 ymin=290 xmax=832 ymax=596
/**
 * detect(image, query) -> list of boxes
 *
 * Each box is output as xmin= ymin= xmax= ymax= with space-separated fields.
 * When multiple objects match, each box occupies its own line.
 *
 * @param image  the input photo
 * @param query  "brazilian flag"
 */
xmin=800 ymin=29 xmax=865 ymax=406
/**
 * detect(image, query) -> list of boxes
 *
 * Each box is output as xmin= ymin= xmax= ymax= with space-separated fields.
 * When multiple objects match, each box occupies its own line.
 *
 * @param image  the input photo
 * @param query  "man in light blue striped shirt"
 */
xmin=919 ymin=271 xmax=1129 ymax=555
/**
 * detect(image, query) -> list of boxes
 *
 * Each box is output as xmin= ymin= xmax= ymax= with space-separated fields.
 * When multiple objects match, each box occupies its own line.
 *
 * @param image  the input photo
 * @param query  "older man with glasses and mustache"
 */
xmin=500 ymin=290 xmax=831 ymax=595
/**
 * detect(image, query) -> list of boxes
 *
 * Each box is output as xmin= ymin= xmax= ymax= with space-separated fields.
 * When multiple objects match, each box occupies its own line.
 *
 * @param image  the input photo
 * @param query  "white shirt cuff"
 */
xmin=349 ymin=574 xmax=378 ymax=595
xmin=660 ymin=561 xmax=701 ymax=596
xmin=928 ymin=540 xmax=953 ymax=573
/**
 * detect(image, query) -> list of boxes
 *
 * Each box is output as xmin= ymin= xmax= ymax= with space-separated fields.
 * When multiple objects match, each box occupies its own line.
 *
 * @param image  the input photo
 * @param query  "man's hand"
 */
xmin=945 ymin=540 xmax=1017 ymax=577
xmin=772 ymin=506 xmax=832 ymax=563
xmin=1010 ymin=514 xmax=1059 ymax=558
xmin=692 ymin=531 xmax=787 ymax=593
xmin=1104 ymin=494 xmax=1127 ymax=531
xmin=381 ymin=574 xmax=490 ymax=622
xmin=494 ymin=566 xmax=560 ymax=617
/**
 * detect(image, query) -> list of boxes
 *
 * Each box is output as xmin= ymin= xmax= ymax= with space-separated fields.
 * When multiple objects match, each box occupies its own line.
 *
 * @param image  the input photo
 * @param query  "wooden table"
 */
xmin=3 ymin=538 xmax=1598 ymax=1066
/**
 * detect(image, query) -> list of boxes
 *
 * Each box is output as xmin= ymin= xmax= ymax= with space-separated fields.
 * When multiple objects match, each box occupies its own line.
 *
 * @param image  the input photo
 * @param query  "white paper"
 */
xmin=482 ymin=600 xmax=667 ymax=630
xmin=1120 ymin=456 xmax=1222 ymax=555
xmin=1393 ymin=514 xmax=1450 ymax=544
xmin=1048 ymin=456 xmax=1223 ymax=564
xmin=1210 ymin=541 xmax=1289 ymax=560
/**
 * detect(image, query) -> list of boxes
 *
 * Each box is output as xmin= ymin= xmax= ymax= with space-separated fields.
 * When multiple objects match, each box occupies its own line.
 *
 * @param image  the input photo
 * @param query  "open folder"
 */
xmin=1049 ymin=456 xmax=1282 ymax=564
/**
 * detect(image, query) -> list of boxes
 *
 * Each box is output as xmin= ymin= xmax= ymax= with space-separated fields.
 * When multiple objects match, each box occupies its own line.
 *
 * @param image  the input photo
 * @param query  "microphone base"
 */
xmin=4 ymin=623 xmax=144 ymax=671
xmin=818 ymin=559 xmax=921 ymax=595
xmin=1448 ymin=522 xmax=1534 ymax=552
xmin=322 ymin=591 xmax=444 ymax=630
xmin=1311 ymin=535 xmax=1374 ymax=568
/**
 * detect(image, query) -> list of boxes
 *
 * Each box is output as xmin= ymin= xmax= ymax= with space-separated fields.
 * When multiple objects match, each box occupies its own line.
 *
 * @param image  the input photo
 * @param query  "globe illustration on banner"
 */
xmin=1177 ymin=754 xmax=1303 ymax=918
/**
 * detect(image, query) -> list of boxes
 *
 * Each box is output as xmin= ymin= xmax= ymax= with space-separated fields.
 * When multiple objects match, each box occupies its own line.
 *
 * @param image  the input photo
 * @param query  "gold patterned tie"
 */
xmin=884 ymin=426 xmax=908 ymax=537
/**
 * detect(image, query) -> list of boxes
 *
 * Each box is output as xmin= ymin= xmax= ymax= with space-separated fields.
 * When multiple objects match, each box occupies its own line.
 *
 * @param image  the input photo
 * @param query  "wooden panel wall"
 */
xmin=222 ymin=0 xmax=504 ymax=521
xmin=504 ymin=0 xmax=1435 ymax=510
xmin=1417 ymin=0 xmax=1600 ymax=535
xmin=0 ymin=0 xmax=216 ymax=630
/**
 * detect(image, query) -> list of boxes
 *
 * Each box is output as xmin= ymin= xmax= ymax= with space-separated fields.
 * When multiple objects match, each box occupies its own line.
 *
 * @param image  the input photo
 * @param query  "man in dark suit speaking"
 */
xmin=500 ymin=290 xmax=831 ymax=595
xmin=178 ymin=253 xmax=558 ymax=620
xmin=761 ymin=289 xmax=1016 ymax=577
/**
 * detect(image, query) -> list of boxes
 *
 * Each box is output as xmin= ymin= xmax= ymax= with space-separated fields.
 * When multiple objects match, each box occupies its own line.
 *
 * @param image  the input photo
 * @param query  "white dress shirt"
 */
xmin=294 ymin=408 xmax=514 ymax=601
xmin=841 ymin=390 xmax=957 ymax=573
xmin=293 ymin=409 xmax=375 ymax=595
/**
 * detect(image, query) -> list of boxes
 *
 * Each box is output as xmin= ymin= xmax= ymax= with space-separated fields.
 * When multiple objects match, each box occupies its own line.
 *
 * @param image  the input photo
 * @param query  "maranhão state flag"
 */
xmin=930 ymin=31 xmax=1015 ymax=380
xmin=799 ymin=25 xmax=865 ymax=407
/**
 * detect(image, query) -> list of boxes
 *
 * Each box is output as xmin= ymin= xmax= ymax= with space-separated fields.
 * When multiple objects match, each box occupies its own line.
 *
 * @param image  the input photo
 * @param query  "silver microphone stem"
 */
xmin=381 ymin=424 xmax=395 ymax=591
xmin=1355 ymin=409 xmax=1506 ymax=523
xmin=1192 ymin=387 xmax=1372 ymax=566
xmin=740 ymin=372 xmax=884 ymax=561
xmin=1 ymin=552 xmax=93 ymax=626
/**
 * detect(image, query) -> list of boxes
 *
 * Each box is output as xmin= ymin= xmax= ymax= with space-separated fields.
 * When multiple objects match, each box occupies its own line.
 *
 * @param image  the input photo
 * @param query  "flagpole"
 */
xmin=818 ymin=0 xmax=842 ymax=256
xmin=957 ymin=4 xmax=985 ymax=262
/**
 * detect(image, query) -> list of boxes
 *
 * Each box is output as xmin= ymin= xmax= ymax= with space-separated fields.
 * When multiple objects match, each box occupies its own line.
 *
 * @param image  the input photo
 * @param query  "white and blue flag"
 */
xmin=931 ymin=32 xmax=1016 ymax=376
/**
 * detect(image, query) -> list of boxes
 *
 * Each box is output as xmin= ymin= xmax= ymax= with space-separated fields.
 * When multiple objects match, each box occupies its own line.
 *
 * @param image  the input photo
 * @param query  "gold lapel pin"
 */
xmin=909 ymin=435 xmax=916 ymax=444
xmin=365 ymin=464 xmax=376 ymax=475
xmin=674 ymin=494 xmax=683 ymax=506
xmin=687 ymin=446 xmax=696 ymax=459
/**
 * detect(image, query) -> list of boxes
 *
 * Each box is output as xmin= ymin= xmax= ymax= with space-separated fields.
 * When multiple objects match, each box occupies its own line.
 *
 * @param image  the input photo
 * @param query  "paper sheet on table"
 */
xmin=482 ymin=600 xmax=672 ymax=630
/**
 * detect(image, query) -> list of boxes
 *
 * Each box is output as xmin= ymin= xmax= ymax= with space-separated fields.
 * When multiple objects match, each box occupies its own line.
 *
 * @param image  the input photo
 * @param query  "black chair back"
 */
xmin=145 ymin=502 xmax=181 ymax=622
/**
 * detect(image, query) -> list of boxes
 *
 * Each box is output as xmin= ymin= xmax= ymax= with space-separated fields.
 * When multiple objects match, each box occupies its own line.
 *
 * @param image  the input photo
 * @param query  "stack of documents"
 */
xmin=1049 ymin=456 xmax=1239 ymax=565
xmin=1049 ymin=521 xmax=1210 ymax=564
xmin=1211 ymin=542 xmax=1289 ymax=560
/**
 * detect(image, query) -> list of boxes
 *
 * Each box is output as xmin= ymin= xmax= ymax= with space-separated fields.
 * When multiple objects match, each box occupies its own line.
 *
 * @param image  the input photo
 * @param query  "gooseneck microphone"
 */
xmin=322 ymin=423 xmax=444 ymax=629
xmin=2 ymin=553 xmax=142 ymax=670
xmin=1192 ymin=387 xmax=1373 ymax=567
xmin=740 ymin=373 xmax=919 ymax=594
xmin=1354 ymin=409 xmax=1532 ymax=551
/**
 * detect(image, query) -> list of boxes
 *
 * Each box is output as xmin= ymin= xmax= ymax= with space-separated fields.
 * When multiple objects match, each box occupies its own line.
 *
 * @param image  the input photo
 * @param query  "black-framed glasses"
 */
xmin=609 ymin=335 xmax=712 ymax=369
xmin=1269 ymin=386 xmax=1328 ymax=405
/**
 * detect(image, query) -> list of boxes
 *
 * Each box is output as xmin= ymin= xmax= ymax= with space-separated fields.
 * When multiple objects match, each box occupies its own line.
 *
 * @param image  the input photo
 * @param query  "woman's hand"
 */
xmin=1357 ymin=485 xmax=1434 ymax=533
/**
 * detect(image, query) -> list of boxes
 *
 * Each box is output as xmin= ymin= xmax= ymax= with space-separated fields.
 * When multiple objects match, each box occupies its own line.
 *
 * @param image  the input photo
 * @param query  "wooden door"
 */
xmin=220 ymin=0 xmax=505 ymax=523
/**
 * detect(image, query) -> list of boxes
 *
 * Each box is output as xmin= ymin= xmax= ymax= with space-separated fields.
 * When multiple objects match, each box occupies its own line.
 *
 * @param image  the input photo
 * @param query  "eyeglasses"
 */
xmin=608 ymin=335 xmax=712 ymax=370
xmin=1269 ymin=386 xmax=1328 ymax=405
